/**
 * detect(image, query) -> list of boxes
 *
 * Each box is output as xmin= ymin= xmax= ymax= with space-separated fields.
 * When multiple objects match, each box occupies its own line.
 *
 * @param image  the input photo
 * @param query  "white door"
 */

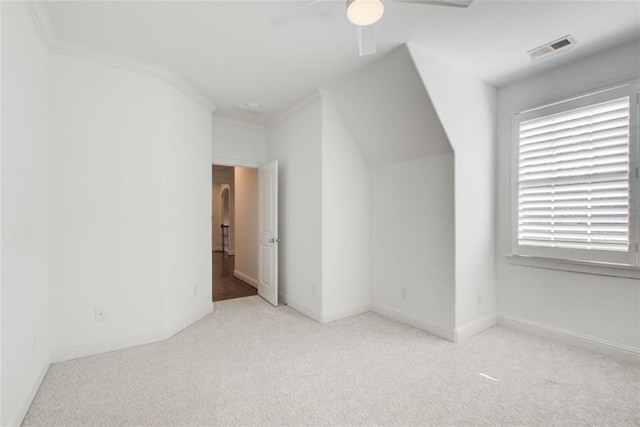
xmin=258 ymin=160 xmax=279 ymax=306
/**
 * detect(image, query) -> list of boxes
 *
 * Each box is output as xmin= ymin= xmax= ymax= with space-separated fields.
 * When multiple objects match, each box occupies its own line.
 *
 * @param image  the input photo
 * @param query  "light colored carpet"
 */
xmin=24 ymin=296 xmax=640 ymax=426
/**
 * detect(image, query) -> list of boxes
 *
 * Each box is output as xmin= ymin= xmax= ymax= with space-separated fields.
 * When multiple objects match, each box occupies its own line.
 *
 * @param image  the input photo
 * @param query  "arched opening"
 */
xmin=221 ymin=186 xmax=230 ymax=253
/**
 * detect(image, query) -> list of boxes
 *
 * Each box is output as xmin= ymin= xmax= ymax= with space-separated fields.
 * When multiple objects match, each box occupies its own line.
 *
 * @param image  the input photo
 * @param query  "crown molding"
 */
xmin=25 ymin=0 xmax=57 ymax=48
xmin=25 ymin=1 xmax=217 ymax=113
xmin=266 ymin=90 xmax=322 ymax=128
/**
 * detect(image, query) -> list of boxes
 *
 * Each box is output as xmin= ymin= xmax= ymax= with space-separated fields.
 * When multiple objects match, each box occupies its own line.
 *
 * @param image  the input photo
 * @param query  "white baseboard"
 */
xmin=281 ymin=294 xmax=322 ymax=322
xmin=166 ymin=302 xmax=215 ymax=338
xmin=11 ymin=360 xmax=50 ymax=427
xmin=455 ymin=313 xmax=497 ymax=343
xmin=321 ymin=302 xmax=372 ymax=323
xmin=52 ymin=329 xmax=167 ymax=363
xmin=497 ymin=313 xmax=640 ymax=364
xmin=52 ymin=303 xmax=215 ymax=363
xmin=234 ymin=270 xmax=258 ymax=289
xmin=370 ymin=302 xmax=456 ymax=342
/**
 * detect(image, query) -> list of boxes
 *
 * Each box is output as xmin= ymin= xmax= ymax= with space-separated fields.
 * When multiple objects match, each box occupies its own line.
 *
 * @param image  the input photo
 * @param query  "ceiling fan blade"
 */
xmin=395 ymin=0 xmax=473 ymax=8
xmin=269 ymin=0 xmax=335 ymax=28
xmin=358 ymin=24 xmax=377 ymax=56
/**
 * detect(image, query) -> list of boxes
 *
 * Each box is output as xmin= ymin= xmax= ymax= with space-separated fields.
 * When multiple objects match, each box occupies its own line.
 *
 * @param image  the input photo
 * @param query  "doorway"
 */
xmin=212 ymin=164 xmax=259 ymax=301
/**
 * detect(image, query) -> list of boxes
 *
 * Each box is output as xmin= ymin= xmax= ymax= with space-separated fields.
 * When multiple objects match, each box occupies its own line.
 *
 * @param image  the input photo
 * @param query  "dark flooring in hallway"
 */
xmin=213 ymin=251 xmax=257 ymax=301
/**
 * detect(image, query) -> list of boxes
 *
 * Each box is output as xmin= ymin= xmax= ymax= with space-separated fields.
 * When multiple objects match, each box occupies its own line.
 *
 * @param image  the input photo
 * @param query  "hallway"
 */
xmin=212 ymin=252 xmax=257 ymax=301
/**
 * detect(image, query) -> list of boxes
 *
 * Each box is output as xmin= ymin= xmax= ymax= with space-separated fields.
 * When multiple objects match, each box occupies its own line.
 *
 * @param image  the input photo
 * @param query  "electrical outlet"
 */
xmin=193 ymin=286 xmax=198 ymax=297
xmin=95 ymin=307 xmax=106 ymax=322
xmin=476 ymin=292 xmax=482 ymax=306
xmin=401 ymin=288 xmax=407 ymax=298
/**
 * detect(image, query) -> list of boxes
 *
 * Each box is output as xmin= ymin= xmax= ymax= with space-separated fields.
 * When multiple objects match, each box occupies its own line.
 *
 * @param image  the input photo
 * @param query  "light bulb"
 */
xmin=346 ymin=0 xmax=384 ymax=26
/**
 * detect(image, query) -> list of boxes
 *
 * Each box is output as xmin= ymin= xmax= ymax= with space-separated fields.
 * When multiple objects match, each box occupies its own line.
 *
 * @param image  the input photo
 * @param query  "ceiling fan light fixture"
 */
xmin=346 ymin=0 xmax=384 ymax=26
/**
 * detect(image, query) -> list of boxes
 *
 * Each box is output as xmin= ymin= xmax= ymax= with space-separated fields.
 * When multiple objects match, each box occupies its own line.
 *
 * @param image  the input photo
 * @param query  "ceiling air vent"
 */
xmin=527 ymin=35 xmax=576 ymax=61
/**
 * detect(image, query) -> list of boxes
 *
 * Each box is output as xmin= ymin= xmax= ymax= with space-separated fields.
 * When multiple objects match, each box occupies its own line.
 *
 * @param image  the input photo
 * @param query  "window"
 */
xmin=512 ymin=82 xmax=639 ymax=268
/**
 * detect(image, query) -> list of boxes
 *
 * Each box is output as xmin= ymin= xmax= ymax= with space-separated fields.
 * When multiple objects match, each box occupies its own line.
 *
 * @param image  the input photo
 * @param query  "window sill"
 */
xmin=506 ymin=255 xmax=640 ymax=280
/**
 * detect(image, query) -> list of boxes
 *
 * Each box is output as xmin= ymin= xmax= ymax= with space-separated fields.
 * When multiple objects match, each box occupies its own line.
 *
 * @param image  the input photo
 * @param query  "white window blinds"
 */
xmin=515 ymin=83 xmax=639 ymax=266
xmin=518 ymin=96 xmax=630 ymax=251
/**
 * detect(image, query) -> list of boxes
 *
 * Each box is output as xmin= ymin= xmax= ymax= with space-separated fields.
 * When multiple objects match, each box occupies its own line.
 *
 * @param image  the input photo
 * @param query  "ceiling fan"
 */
xmin=270 ymin=0 xmax=473 ymax=56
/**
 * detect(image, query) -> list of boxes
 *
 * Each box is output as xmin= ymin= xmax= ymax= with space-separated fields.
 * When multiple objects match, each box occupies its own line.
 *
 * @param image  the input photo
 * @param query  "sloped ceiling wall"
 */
xmin=328 ymin=45 xmax=456 ymax=338
xmin=328 ymin=43 xmax=496 ymax=338
xmin=330 ymin=44 xmax=452 ymax=167
xmin=408 ymin=43 xmax=497 ymax=330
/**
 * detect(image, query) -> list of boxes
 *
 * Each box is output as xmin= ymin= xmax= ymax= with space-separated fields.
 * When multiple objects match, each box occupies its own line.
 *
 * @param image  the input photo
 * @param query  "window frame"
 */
xmin=509 ymin=81 xmax=640 ymax=273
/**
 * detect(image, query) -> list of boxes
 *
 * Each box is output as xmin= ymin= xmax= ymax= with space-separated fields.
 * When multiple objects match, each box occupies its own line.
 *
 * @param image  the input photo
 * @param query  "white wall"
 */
xmin=161 ymin=83 xmax=213 ymax=337
xmin=371 ymin=154 xmax=456 ymax=337
xmin=1 ymin=2 xmax=51 ymax=425
xmin=48 ymin=53 xmax=166 ymax=357
xmin=48 ymin=51 xmax=213 ymax=358
xmin=331 ymin=45 xmax=450 ymax=166
xmin=496 ymin=40 xmax=640 ymax=351
xmin=267 ymin=96 xmax=323 ymax=319
xmin=234 ymin=167 xmax=258 ymax=287
xmin=320 ymin=94 xmax=371 ymax=321
xmin=409 ymin=45 xmax=497 ymax=334
xmin=212 ymin=117 xmax=267 ymax=167
xmin=266 ymin=84 xmax=456 ymax=334
xmin=330 ymin=46 xmax=458 ymax=339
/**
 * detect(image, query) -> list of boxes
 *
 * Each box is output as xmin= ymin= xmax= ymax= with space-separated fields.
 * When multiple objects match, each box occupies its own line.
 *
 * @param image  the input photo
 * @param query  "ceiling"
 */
xmin=42 ymin=0 xmax=640 ymax=124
